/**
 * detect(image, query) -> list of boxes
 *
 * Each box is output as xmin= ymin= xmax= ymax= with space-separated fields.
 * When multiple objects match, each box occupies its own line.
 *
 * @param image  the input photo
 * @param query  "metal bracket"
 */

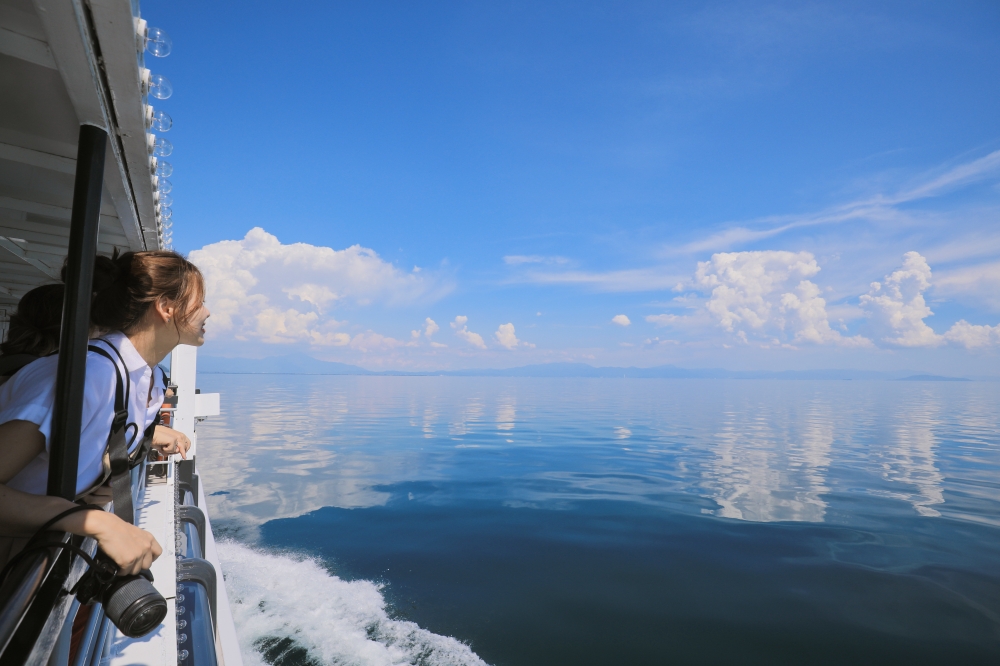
xmin=176 ymin=459 xmax=199 ymax=506
xmin=176 ymin=505 xmax=206 ymax=557
xmin=176 ymin=558 xmax=216 ymax=629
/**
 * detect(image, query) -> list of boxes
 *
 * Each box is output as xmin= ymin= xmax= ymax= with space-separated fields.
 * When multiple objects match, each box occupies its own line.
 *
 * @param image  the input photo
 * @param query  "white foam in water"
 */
xmin=217 ymin=541 xmax=489 ymax=666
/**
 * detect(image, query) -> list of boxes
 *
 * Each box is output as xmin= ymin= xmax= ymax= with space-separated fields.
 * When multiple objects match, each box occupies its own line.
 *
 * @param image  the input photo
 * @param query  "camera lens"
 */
xmin=103 ymin=574 xmax=168 ymax=637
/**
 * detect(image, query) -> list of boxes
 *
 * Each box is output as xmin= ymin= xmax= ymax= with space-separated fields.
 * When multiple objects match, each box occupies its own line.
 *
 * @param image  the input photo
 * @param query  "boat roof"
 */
xmin=0 ymin=0 xmax=165 ymax=315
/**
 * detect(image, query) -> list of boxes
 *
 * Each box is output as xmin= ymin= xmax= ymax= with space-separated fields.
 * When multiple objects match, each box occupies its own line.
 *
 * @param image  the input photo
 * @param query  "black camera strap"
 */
xmin=0 ymin=505 xmax=106 ymax=587
xmin=88 ymin=341 xmax=138 ymax=525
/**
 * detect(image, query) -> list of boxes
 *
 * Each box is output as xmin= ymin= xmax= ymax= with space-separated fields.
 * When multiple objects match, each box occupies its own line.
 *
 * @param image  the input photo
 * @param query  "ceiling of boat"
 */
xmin=0 ymin=0 xmax=164 ymax=317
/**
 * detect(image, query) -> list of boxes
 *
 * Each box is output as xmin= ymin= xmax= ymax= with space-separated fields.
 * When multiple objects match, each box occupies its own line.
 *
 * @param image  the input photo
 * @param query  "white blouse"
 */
xmin=0 ymin=332 xmax=165 ymax=496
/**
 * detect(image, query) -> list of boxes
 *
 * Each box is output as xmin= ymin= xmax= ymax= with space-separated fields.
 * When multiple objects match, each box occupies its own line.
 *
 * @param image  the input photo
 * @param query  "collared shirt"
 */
xmin=0 ymin=331 xmax=165 ymax=496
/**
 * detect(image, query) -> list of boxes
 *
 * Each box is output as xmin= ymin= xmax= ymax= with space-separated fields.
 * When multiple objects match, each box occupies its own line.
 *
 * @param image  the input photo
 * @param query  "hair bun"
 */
xmin=91 ymin=254 xmax=122 ymax=293
xmin=60 ymin=249 xmax=127 ymax=293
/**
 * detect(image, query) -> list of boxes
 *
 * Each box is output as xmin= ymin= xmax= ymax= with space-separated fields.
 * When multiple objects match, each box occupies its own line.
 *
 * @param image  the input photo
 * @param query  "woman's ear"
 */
xmin=152 ymin=296 xmax=175 ymax=324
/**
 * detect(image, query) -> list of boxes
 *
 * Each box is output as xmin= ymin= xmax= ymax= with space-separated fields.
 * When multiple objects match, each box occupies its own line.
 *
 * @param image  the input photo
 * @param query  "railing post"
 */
xmin=48 ymin=125 xmax=107 ymax=499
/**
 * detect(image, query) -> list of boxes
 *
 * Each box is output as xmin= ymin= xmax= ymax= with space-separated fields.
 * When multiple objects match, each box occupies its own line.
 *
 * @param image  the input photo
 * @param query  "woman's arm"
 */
xmin=0 ymin=420 xmax=162 ymax=575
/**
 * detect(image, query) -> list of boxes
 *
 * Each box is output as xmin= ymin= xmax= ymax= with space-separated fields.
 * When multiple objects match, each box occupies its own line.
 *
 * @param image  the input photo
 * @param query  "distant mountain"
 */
xmin=199 ymin=353 xmax=373 ymax=375
xmin=197 ymin=355 xmax=976 ymax=381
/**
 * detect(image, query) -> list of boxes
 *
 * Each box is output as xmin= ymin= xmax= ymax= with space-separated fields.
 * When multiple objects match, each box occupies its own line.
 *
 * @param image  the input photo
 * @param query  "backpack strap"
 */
xmin=88 ymin=343 xmax=138 ymax=524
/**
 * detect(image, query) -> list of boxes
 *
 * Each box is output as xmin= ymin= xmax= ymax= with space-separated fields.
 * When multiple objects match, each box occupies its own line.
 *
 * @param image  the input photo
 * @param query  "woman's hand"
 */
xmin=83 ymin=511 xmax=163 ymax=575
xmin=152 ymin=425 xmax=190 ymax=459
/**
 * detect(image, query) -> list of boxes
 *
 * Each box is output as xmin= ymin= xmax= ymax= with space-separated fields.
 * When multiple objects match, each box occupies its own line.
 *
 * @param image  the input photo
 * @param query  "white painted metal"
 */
xmin=89 ymin=0 xmax=162 ymax=249
xmin=194 ymin=393 xmax=221 ymax=419
xmin=170 ymin=344 xmax=198 ymax=455
xmin=106 ymin=464 xmax=178 ymax=666
xmin=0 ymin=26 xmax=56 ymax=69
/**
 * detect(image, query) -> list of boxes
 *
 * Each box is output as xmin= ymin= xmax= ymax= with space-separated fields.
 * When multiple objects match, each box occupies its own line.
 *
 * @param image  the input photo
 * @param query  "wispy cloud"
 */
xmin=679 ymin=149 xmax=1000 ymax=254
xmin=509 ymin=267 xmax=686 ymax=292
xmin=503 ymin=255 xmax=570 ymax=265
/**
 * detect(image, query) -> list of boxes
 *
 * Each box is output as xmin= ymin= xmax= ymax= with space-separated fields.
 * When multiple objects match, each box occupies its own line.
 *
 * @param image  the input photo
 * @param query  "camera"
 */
xmin=75 ymin=553 xmax=168 ymax=638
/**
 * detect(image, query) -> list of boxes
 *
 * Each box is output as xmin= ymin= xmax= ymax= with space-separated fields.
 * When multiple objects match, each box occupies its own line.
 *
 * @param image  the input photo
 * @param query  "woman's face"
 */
xmin=176 ymin=290 xmax=210 ymax=347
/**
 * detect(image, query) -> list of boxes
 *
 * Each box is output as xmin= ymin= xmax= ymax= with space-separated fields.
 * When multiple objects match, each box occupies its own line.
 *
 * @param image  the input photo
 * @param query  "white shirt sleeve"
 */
xmin=0 ymin=352 xmax=121 ymax=495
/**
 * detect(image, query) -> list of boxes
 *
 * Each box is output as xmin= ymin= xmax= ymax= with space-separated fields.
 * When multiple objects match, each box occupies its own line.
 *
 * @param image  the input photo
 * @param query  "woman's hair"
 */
xmin=1 ymin=284 xmax=64 ymax=357
xmin=89 ymin=250 xmax=204 ymax=334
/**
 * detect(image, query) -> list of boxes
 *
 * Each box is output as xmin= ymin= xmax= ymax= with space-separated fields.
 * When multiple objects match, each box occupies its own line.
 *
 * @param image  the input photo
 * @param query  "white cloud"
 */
xmin=495 ymin=323 xmax=520 ymax=349
xmin=611 ymin=314 xmax=631 ymax=326
xmin=423 ymin=318 xmax=440 ymax=338
xmin=695 ymin=251 xmax=869 ymax=347
xmin=942 ymin=321 xmax=1000 ymax=349
xmin=451 ymin=316 xmax=486 ymax=349
xmin=645 ymin=314 xmax=678 ymax=327
xmin=860 ymin=252 xmax=942 ymax=347
xmin=859 ymin=252 xmax=1000 ymax=349
xmin=190 ymin=228 xmax=448 ymax=347
xmin=348 ymin=331 xmax=411 ymax=353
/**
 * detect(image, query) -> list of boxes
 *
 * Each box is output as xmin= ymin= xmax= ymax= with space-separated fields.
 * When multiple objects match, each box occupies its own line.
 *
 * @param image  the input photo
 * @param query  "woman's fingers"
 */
xmin=152 ymin=426 xmax=191 ymax=459
xmin=91 ymin=512 xmax=161 ymax=575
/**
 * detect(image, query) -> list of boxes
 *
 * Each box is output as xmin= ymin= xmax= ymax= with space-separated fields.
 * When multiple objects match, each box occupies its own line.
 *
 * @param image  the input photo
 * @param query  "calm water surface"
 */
xmin=196 ymin=376 xmax=1000 ymax=666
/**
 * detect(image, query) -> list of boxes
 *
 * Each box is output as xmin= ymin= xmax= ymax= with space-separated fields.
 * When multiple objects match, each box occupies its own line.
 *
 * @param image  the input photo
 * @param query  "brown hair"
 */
xmin=89 ymin=250 xmax=204 ymax=334
xmin=0 ymin=284 xmax=64 ymax=356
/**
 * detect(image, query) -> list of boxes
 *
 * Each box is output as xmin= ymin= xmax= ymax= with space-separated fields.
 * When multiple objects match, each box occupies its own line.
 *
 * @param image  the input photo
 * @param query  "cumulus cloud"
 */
xmin=695 ymin=251 xmax=869 ymax=347
xmin=451 ymin=316 xmax=486 ymax=349
xmin=494 ymin=323 xmax=520 ymax=349
xmin=190 ymin=228 xmax=448 ymax=346
xmin=860 ymin=252 xmax=941 ymax=347
xmin=423 ymin=318 xmax=440 ymax=338
xmin=860 ymin=252 xmax=1000 ymax=349
xmin=943 ymin=321 xmax=1000 ymax=349
xmin=611 ymin=314 xmax=631 ymax=326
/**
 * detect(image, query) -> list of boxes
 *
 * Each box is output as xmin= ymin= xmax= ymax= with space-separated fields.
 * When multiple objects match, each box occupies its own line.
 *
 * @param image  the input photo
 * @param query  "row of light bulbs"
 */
xmin=135 ymin=18 xmax=174 ymax=249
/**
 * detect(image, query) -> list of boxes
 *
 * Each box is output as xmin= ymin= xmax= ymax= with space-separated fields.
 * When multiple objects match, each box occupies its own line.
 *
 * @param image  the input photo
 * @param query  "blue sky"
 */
xmin=146 ymin=1 xmax=1000 ymax=372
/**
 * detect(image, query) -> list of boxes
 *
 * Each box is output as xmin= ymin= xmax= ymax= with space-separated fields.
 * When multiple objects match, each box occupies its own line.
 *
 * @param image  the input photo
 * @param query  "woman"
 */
xmin=0 ymin=250 xmax=210 ymax=573
xmin=0 ymin=284 xmax=65 ymax=383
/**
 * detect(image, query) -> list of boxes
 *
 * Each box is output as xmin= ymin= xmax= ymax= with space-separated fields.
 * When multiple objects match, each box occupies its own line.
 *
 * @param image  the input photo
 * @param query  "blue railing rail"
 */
xmin=177 ymin=460 xmax=218 ymax=666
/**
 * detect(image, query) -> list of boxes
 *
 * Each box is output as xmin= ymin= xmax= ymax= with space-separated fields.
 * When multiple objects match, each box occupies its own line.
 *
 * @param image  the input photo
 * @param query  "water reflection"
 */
xmin=877 ymin=390 xmax=945 ymax=517
xmin=193 ymin=376 xmax=1000 ymax=532
xmin=496 ymin=394 xmax=516 ymax=432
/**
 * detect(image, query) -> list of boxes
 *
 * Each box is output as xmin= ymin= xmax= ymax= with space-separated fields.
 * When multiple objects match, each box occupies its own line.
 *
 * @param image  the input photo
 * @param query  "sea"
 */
xmin=194 ymin=375 xmax=1000 ymax=666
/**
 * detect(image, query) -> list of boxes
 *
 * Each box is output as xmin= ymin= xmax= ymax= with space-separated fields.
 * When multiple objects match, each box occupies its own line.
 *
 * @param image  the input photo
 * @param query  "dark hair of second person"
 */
xmin=0 ymin=284 xmax=64 ymax=359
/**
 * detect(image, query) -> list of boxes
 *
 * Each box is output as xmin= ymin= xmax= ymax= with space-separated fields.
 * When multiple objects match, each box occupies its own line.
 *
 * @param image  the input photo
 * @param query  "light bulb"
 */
xmin=149 ymin=73 xmax=173 ymax=100
xmin=162 ymin=220 xmax=173 ymax=229
xmin=153 ymin=137 xmax=173 ymax=157
xmin=146 ymin=26 xmax=172 ymax=57
xmin=151 ymin=109 xmax=172 ymax=132
xmin=161 ymin=206 xmax=173 ymax=220
xmin=155 ymin=160 xmax=173 ymax=177
xmin=159 ymin=193 xmax=174 ymax=207
xmin=159 ymin=178 xmax=173 ymax=194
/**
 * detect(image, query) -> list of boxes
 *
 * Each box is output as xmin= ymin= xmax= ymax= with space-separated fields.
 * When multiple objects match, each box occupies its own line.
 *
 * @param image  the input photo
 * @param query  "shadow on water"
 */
xmin=260 ymin=486 xmax=1000 ymax=666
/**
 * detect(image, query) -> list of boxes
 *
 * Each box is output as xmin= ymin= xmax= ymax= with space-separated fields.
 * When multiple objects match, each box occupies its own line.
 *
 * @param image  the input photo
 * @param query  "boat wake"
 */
xmin=217 ymin=541 xmax=489 ymax=666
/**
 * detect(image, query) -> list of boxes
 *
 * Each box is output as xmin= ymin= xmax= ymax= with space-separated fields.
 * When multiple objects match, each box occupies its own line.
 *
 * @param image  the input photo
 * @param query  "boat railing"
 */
xmin=177 ymin=463 xmax=218 ymax=666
